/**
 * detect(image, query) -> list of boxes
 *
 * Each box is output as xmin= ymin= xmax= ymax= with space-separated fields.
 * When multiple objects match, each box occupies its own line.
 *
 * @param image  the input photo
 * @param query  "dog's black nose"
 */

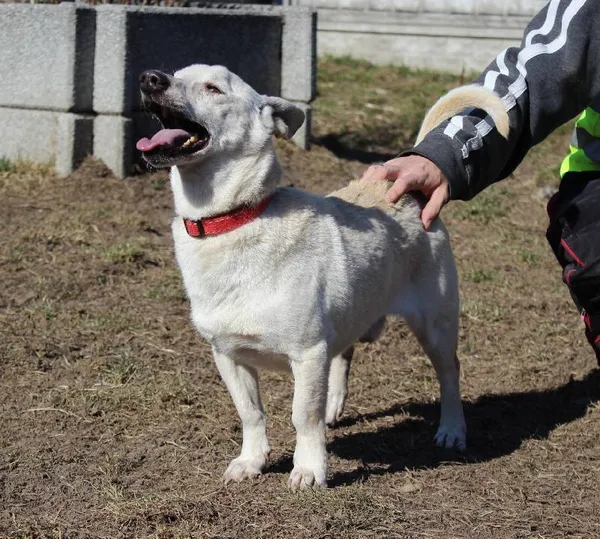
xmin=140 ymin=70 xmax=170 ymax=94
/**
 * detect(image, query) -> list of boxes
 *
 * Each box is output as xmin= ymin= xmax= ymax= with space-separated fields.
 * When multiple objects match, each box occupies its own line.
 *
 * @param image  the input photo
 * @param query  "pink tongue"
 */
xmin=136 ymin=129 xmax=191 ymax=152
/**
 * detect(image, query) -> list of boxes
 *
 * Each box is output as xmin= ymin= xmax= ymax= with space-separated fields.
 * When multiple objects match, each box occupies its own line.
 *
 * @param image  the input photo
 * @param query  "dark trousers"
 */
xmin=546 ymin=172 xmax=600 ymax=363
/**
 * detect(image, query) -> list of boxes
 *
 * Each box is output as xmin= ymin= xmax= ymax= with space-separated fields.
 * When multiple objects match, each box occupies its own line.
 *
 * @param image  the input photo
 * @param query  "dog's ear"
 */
xmin=260 ymin=96 xmax=305 ymax=139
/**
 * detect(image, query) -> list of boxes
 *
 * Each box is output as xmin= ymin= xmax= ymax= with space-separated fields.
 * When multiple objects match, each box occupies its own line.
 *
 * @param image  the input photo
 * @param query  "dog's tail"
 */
xmin=415 ymin=85 xmax=509 ymax=145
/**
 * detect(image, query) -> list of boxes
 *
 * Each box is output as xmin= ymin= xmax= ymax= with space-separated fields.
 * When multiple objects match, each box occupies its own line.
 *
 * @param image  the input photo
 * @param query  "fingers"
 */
xmin=361 ymin=163 xmax=398 ymax=183
xmin=360 ymin=156 xmax=450 ymax=228
xmin=421 ymin=184 xmax=449 ymax=230
xmin=362 ymin=164 xmax=410 ymax=203
xmin=386 ymin=175 xmax=420 ymax=203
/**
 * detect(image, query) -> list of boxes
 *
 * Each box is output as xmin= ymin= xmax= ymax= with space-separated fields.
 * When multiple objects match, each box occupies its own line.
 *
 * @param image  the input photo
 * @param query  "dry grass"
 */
xmin=1 ymin=56 xmax=599 ymax=539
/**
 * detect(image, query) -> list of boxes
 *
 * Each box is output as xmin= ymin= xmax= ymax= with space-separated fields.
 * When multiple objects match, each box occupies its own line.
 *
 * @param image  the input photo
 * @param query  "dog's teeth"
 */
xmin=182 ymin=135 xmax=199 ymax=148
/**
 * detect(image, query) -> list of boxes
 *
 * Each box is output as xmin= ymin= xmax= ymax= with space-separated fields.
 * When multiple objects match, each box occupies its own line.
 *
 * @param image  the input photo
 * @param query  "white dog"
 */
xmin=136 ymin=65 xmax=508 ymax=489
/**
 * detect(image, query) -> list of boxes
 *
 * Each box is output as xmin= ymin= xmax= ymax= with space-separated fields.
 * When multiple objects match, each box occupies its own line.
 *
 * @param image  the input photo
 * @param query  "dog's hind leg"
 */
xmin=393 ymin=278 xmax=466 ymax=450
xmin=325 ymin=317 xmax=386 ymax=426
xmin=213 ymin=348 xmax=271 ymax=483
xmin=326 ymin=346 xmax=354 ymax=426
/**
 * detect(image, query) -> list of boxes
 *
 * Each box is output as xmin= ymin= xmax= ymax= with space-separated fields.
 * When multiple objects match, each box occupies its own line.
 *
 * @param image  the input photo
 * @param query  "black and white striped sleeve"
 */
xmin=407 ymin=0 xmax=600 ymax=201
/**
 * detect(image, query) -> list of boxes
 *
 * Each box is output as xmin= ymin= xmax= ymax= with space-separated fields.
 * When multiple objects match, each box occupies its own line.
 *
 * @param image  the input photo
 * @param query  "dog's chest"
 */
xmin=177 ymin=248 xmax=290 ymax=369
xmin=180 ymin=258 xmax=261 ymax=340
xmin=172 ymin=223 xmax=280 ymax=342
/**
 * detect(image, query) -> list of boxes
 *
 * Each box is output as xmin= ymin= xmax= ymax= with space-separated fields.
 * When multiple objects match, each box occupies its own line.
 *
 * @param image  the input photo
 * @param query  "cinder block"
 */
xmin=422 ymin=0 xmax=474 ymax=14
xmin=94 ymin=5 xmax=284 ymax=115
xmin=56 ymin=114 xmax=94 ymax=177
xmin=94 ymin=115 xmax=133 ymax=179
xmin=91 ymin=5 xmax=316 ymax=175
xmin=296 ymin=0 xmax=333 ymax=8
xmin=0 ymin=107 xmax=93 ymax=175
xmin=477 ymin=0 xmax=547 ymax=16
xmin=421 ymin=0 xmax=546 ymax=15
xmin=391 ymin=0 xmax=421 ymax=11
xmin=337 ymin=0 xmax=368 ymax=10
xmin=317 ymin=9 xmax=529 ymax=73
xmin=0 ymin=4 xmax=95 ymax=112
xmin=0 ymin=107 xmax=58 ymax=166
xmin=370 ymin=0 xmax=420 ymax=11
xmin=298 ymin=0 xmax=341 ymax=9
xmin=281 ymin=8 xmax=317 ymax=103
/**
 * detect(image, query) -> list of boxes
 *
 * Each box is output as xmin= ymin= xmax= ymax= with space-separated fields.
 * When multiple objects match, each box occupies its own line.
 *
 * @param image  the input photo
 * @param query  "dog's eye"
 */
xmin=205 ymin=83 xmax=224 ymax=95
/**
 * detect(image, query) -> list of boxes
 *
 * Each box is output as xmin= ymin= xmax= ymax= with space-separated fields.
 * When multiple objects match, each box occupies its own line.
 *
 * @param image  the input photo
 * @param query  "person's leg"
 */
xmin=546 ymin=172 xmax=600 ymax=364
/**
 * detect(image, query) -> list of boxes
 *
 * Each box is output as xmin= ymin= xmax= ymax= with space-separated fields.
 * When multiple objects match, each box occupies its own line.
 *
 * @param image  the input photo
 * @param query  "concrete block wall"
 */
xmin=0 ymin=3 xmax=95 ymax=175
xmin=93 ymin=5 xmax=284 ymax=115
xmin=316 ymin=10 xmax=531 ymax=73
xmin=0 ymin=109 xmax=93 ymax=177
xmin=294 ymin=0 xmax=543 ymax=73
xmin=0 ymin=3 xmax=316 ymax=177
xmin=295 ymin=0 xmax=547 ymax=15
xmin=93 ymin=5 xmax=316 ymax=176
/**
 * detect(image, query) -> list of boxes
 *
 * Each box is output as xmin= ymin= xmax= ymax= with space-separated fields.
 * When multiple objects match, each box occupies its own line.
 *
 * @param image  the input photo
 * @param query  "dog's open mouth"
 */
xmin=136 ymin=105 xmax=210 ymax=157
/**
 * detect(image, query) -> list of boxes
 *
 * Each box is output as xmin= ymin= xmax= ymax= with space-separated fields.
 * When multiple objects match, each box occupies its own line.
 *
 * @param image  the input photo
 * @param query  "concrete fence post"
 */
xmin=92 ymin=4 xmax=316 ymax=176
xmin=0 ymin=3 xmax=316 ymax=178
xmin=0 ymin=3 xmax=95 ymax=175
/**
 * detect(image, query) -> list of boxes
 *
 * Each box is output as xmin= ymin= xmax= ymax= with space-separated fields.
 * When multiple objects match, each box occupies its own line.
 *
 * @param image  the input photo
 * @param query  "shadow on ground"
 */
xmin=312 ymin=133 xmax=401 ymax=164
xmin=329 ymin=368 xmax=600 ymax=485
xmin=268 ymin=369 xmax=600 ymax=486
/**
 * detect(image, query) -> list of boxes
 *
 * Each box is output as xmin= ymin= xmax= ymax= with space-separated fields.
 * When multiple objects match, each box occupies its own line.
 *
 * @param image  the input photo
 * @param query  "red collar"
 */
xmin=183 ymin=196 xmax=271 ymax=238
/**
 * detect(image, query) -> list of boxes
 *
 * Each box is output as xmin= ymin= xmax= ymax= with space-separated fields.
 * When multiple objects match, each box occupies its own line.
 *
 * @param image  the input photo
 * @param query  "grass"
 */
xmin=464 ymin=268 xmax=496 ymax=283
xmin=0 ymin=156 xmax=14 ymax=172
xmin=102 ymin=352 xmax=139 ymax=386
xmin=451 ymin=188 xmax=510 ymax=224
xmin=535 ymin=164 xmax=562 ymax=188
xmin=313 ymin=56 xmax=465 ymax=156
xmin=37 ymin=299 xmax=57 ymax=321
xmin=103 ymin=241 xmax=148 ymax=264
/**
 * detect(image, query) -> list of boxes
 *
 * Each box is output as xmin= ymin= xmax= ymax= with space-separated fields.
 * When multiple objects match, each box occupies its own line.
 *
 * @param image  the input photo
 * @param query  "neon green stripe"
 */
xmin=575 ymin=107 xmax=600 ymax=136
xmin=560 ymin=145 xmax=600 ymax=178
xmin=560 ymin=108 xmax=600 ymax=177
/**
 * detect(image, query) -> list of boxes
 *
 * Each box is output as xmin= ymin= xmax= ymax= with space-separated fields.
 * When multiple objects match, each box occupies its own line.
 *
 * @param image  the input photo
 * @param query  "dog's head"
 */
xmin=136 ymin=64 xmax=305 ymax=169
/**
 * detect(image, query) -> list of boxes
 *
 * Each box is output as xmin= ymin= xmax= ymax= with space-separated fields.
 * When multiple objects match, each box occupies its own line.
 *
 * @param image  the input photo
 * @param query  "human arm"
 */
xmin=363 ymin=0 xmax=600 ymax=227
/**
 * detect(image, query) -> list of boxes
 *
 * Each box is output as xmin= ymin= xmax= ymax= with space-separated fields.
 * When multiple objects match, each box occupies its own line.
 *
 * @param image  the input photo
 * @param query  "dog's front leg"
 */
xmin=289 ymin=345 xmax=329 ymax=490
xmin=213 ymin=348 xmax=271 ymax=483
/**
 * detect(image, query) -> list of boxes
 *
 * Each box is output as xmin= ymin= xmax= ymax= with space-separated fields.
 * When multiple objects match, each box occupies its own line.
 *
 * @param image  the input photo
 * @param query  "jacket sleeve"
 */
xmin=405 ymin=0 xmax=600 ymax=201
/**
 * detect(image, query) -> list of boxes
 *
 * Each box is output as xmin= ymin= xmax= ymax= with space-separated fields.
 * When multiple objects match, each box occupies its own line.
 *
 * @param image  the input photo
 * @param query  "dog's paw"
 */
xmin=434 ymin=422 xmax=467 ymax=451
xmin=223 ymin=456 xmax=265 ymax=484
xmin=325 ymin=389 xmax=347 ymax=427
xmin=288 ymin=466 xmax=327 ymax=491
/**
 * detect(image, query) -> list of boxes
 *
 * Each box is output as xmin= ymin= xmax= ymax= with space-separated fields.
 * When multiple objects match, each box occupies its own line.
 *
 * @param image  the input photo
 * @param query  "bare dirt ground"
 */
xmin=1 ymin=57 xmax=599 ymax=539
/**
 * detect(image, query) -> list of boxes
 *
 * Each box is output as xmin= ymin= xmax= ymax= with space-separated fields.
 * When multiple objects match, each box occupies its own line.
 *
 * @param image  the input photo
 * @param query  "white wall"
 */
xmin=295 ymin=0 xmax=547 ymax=15
xmin=293 ymin=0 xmax=546 ymax=73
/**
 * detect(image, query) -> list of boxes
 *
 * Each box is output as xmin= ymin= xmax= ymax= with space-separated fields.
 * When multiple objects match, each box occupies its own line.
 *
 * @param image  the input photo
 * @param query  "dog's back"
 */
xmin=330 ymin=178 xmax=408 ymax=211
xmin=329 ymin=178 xmax=447 ymax=253
xmin=329 ymin=178 xmax=423 ymax=229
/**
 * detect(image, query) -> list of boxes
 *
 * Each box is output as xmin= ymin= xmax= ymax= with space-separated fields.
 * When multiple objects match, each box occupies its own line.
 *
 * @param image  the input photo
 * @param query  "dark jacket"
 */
xmin=408 ymin=0 xmax=600 ymax=201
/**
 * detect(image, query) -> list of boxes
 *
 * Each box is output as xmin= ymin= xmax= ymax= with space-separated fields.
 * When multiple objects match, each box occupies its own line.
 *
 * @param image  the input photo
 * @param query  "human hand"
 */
xmin=361 ymin=155 xmax=450 ymax=230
